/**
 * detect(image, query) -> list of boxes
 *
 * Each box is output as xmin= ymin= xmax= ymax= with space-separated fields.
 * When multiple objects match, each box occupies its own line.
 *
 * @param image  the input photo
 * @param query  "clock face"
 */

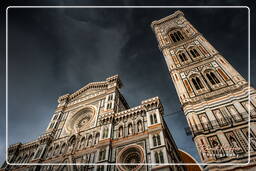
xmin=65 ymin=107 xmax=95 ymax=134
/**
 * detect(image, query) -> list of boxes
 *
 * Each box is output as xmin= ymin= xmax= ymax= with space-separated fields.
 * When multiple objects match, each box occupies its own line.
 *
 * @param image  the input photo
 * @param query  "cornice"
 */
xmin=151 ymin=10 xmax=184 ymax=29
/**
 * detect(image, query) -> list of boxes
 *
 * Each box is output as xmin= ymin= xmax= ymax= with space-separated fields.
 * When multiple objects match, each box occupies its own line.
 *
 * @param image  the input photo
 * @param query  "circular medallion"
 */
xmin=65 ymin=107 xmax=95 ymax=134
xmin=116 ymin=144 xmax=145 ymax=171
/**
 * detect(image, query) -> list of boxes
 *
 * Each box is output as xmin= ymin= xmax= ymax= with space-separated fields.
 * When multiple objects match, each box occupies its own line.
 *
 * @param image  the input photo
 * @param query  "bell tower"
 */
xmin=151 ymin=10 xmax=256 ymax=170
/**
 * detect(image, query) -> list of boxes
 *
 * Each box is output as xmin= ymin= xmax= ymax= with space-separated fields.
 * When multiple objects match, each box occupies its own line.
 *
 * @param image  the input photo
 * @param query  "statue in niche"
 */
xmin=138 ymin=121 xmax=142 ymax=132
xmin=128 ymin=124 xmax=133 ymax=135
xmin=119 ymin=126 xmax=123 ymax=137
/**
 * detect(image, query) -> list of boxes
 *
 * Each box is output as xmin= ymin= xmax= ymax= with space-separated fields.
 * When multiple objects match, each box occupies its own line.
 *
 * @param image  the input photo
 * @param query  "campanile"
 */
xmin=151 ymin=10 xmax=256 ymax=170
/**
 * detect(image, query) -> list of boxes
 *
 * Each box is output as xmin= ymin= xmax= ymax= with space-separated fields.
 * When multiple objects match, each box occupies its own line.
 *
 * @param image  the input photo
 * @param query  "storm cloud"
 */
xmin=0 ymin=0 xmax=255 ymax=165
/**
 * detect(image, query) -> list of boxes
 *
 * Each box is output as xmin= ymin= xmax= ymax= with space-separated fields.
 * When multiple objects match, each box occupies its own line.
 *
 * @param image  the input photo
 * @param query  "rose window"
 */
xmin=116 ymin=144 xmax=144 ymax=171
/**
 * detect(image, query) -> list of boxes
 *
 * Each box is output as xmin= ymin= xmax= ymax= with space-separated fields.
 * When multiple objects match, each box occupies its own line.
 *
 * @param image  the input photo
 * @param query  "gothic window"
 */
xmin=177 ymin=31 xmax=184 ymax=40
xmin=150 ymin=114 xmax=153 ymax=124
xmin=87 ymin=135 xmax=93 ymax=146
xmin=157 ymin=134 xmax=161 ymax=145
xmin=103 ymin=127 xmax=109 ymax=139
xmin=155 ymin=151 xmax=164 ymax=164
xmin=98 ymin=149 xmax=106 ymax=161
xmin=107 ymin=103 xmax=112 ymax=109
xmin=47 ymin=147 xmax=53 ymax=158
xmin=169 ymin=30 xmax=185 ymax=43
xmin=118 ymin=126 xmax=124 ymax=137
xmin=35 ymin=147 xmax=42 ymax=159
xmin=128 ymin=123 xmax=133 ymax=135
xmin=108 ymin=94 xmax=113 ymax=101
xmin=22 ymin=154 xmax=28 ymax=163
xmin=95 ymin=133 xmax=100 ymax=144
xmin=190 ymin=48 xmax=200 ymax=58
xmin=137 ymin=120 xmax=143 ymax=132
xmin=49 ymin=122 xmax=54 ymax=129
xmin=80 ymin=137 xmax=85 ymax=149
xmin=97 ymin=166 xmax=104 ymax=171
xmin=153 ymin=135 xmax=157 ymax=146
xmin=28 ymin=153 xmax=34 ymax=163
xmin=174 ymin=32 xmax=180 ymax=41
xmin=191 ymin=76 xmax=204 ymax=90
xmin=155 ymin=152 xmax=159 ymax=163
xmin=153 ymin=134 xmax=161 ymax=146
xmin=53 ymin=145 xmax=60 ymax=156
xmin=154 ymin=114 xmax=158 ymax=123
xmin=60 ymin=143 xmax=66 ymax=154
xmin=159 ymin=151 xmax=164 ymax=163
xmin=170 ymin=34 xmax=176 ymax=42
xmin=100 ymin=99 xmax=105 ymax=108
xmin=207 ymin=72 xmax=220 ymax=85
xmin=178 ymin=53 xmax=188 ymax=62
xmin=16 ymin=156 xmax=22 ymax=163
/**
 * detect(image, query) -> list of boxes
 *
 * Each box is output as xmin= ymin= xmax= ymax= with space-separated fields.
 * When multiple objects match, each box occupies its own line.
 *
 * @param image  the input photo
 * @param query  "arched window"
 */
xmin=16 ymin=156 xmax=22 ymax=163
xmin=170 ymin=34 xmax=176 ymax=42
xmin=103 ymin=128 xmax=109 ymax=139
xmin=155 ymin=152 xmax=160 ymax=163
xmin=170 ymin=30 xmax=185 ymax=43
xmin=60 ymin=143 xmax=66 ymax=154
xmin=47 ymin=147 xmax=53 ymax=158
xmin=80 ymin=137 xmax=85 ymax=149
xmin=196 ymin=77 xmax=204 ymax=89
xmin=98 ymin=149 xmax=106 ymax=161
xmin=192 ymin=78 xmax=200 ymax=90
xmin=191 ymin=77 xmax=204 ymax=90
xmin=153 ymin=134 xmax=161 ymax=146
xmin=95 ymin=133 xmax=100 ymax=144
xmin=150 ymin=114 xmax=154 ymax=124
xmin=177 ymin=31 xmax=184 ymax=40
xmin=190 ymin=48 xmax=200 ymax=58
xmin=53 ymin=145 xmax=60 ymax=156
xmin=28 ymin=153 xmax=34 ymax=162
xmin=157 ymin=134 xmax=161 ymax=145
xmin=153 ymin=135 xmax=157 ymax=146
xmin=87 ymin=135 xmax=93 ymax=146
xmin=206 ymin=73 xmax=215 ymax=85
xmin=174 ymin=32 xmax=180 ymax=41
xmin=153 ymin=114 xmax=157 ymax=123
xmin=178 ymin=53 xmax=188 ymax=62
xmin=193 ymin=49 xmax=200 ymax=56
xmin=211 ymin=72 xmax=220 ymax=84
xmin=159 ymin=151 xmax=164 ymax=163
xmin=190 ymin=49 xmax=196 ymax=57
xmin=206 ymin=72 xmax=220 ymax=85
xmin=22 ymin=154 xmax=28 ymax=163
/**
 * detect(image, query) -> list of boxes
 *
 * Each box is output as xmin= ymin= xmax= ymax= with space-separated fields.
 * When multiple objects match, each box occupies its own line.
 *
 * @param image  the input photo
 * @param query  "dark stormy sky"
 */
xmin=0 ymin=0 xmax=256 ymax=165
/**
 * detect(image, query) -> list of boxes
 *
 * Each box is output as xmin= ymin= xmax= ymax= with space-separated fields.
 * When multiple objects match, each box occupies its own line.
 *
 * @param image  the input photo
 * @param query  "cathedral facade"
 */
xmin=1 ymin=75 xmax=188 ymax=171
xmin=151 ymin=10 xmax=256 ymax=170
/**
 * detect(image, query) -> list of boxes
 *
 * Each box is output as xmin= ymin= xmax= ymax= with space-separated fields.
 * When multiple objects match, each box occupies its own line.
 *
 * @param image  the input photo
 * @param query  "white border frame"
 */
xmin=5 ymin=6 xmax=251 ymax=168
